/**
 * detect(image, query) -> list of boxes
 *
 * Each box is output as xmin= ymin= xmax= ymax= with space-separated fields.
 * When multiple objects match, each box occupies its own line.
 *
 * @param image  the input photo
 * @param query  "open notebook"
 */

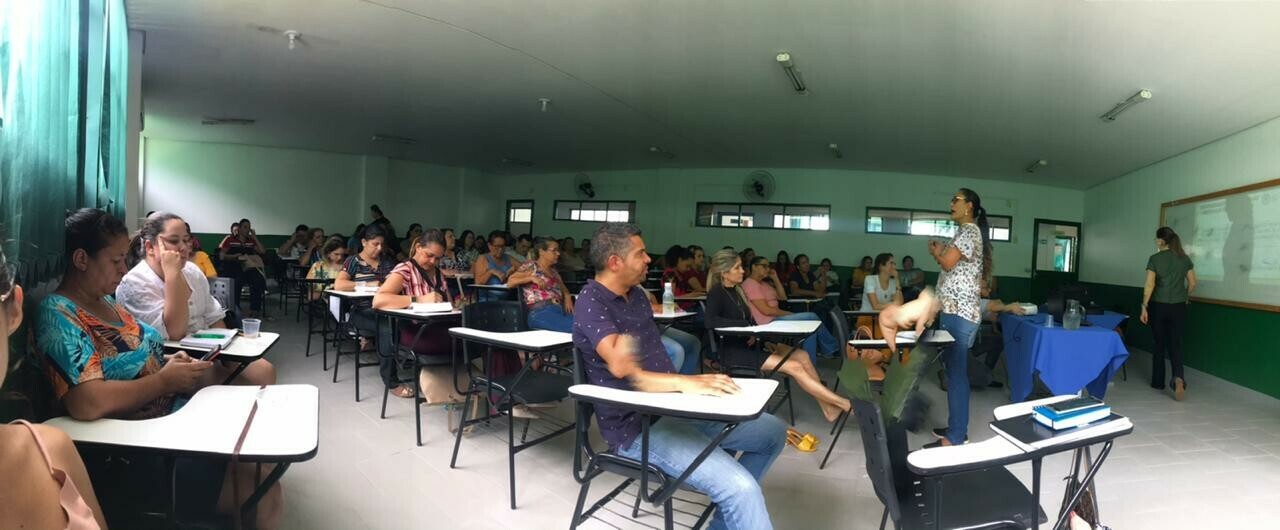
xmin=179 ymin=328 xmax=236 ymax=350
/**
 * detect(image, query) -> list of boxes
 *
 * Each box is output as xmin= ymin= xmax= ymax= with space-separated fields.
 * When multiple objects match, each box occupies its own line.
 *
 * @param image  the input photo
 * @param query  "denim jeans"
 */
xmin=616 ymin=414 xmax=786 ymax=530
xmin=939 ymin=312 xmax=979 ymax=444
xmin=660 ymin=335 xmax=685 ymax=375
xmin=774 ymin=312 xmax=838 ymax=361
xmin=662 ymin=327 xmax=702 ymax=375
xmin=527 ymin=304 xmax=574 ymax=333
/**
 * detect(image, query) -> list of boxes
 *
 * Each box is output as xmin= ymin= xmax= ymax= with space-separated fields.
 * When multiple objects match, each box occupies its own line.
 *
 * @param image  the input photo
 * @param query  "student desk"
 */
xmin=46 ymin=385 xmax=319 ymax=528
xmin=907 ymin=395 xmax=1133 ymax=530
xmin=375 ymin=306 xmax=464 ymax=445
xmin=569 ymin=378 xmax=779 ymax=423
xmin=785 ymin=297 xmax=824 ymax=311
xmin=652 ymin=310 xmax=696 ymax=332
xmin=322 ymin=289 xmax=374 ymax=371
xmin=164 ymin=332 xmax=279 ymax=384
xmin=443 ymin=271 xmax=474 ymax=297
xmin=712 ymin=320 xmax=820 ymax=422
xmin=999 ymin=313 xmax=1130 ymax=402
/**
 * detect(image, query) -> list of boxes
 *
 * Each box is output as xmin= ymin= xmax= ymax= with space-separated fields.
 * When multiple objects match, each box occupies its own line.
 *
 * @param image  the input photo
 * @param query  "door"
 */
xmin=506 ymin=200 xmax=534 ymax=237
xmin=1031 ymin=219 xmax=1082 ymax=302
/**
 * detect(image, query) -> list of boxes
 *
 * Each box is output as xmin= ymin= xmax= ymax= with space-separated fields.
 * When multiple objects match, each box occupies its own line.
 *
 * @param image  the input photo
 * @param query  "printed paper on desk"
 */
xmin=411 ymin=302 xmax=455 ymax=314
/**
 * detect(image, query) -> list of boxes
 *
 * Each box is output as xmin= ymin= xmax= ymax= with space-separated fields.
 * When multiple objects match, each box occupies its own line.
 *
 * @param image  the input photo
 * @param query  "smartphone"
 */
xmin=200 ymin=345 xmax=222 ymax=363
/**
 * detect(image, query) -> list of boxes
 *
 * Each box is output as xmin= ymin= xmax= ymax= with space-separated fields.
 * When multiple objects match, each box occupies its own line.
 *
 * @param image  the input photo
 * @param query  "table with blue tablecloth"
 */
xmin=999 ymin=311 xmax=1130 ymax=402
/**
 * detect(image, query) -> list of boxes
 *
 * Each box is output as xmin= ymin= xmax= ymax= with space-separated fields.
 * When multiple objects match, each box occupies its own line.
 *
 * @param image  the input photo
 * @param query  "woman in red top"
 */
xmin=660 ymin=246 xmax=706 ymax=310
xmin=773 ymin=250 xmax=795 ymax=292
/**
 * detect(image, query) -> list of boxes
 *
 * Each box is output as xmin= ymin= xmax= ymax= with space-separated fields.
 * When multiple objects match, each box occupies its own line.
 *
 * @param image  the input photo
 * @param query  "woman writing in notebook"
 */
xmin=0 ymin=244 xmax=107 ymax=529
xmin=373 ymin=229 xmax=455 ymax=398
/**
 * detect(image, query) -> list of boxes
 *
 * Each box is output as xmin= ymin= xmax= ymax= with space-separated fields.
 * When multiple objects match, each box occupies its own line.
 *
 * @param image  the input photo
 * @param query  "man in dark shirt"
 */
xmin=572 ymin=223 xmax=785 ymax=530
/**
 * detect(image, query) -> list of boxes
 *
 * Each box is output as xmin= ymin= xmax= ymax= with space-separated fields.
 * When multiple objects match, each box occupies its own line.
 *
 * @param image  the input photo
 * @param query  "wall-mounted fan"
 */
xmin=574 ymin=173 xmax=596 ymax=199
xmin=743 ymin=170 xmax=776 ymax=202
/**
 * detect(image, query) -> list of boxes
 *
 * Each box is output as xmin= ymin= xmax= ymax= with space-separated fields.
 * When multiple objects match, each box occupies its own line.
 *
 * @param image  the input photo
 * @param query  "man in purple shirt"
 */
xmin=572 ymin=223 xmax=785 ymax=530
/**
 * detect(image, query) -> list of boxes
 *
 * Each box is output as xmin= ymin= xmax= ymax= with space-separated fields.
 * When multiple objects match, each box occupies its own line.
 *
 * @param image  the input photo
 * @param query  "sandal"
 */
xmin=390 ymin=385 xmax=415 ymax=398
xmin=785 ymin=428 xmax=820 ymax=453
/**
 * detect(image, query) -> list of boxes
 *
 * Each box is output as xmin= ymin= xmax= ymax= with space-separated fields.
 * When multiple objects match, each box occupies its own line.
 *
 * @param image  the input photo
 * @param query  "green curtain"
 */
xmin=0 ymin=0 xmax=82 ymax=281
xmin=1 ymin=0 xmax=129 ymax=421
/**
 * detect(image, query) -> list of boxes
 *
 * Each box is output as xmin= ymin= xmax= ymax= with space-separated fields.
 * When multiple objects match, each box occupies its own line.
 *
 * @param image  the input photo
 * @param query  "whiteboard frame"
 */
xmin=1159 ymin=177 xmax=1280 ymax=313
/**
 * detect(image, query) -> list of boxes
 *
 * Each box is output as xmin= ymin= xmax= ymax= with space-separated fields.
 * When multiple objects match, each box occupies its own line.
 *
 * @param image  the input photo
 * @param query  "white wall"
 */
xmin=477 ymin=168 xmax=1084 ymax=277
xmin=141 ymin=139 xmax=474 ymax=237
xmin=1082 ymin=116 xmax=1280 ymax=287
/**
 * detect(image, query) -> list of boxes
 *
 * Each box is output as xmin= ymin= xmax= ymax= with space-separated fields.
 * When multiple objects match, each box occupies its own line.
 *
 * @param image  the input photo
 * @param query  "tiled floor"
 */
xmin=262 ymin=308 xmax=1280 ymax=529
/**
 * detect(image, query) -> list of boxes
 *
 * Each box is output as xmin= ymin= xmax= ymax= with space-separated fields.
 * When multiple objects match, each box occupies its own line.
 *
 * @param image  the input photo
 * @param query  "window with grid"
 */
xmin=553 ymin=201 xmax=635 ymax=223
xmin=695 ymin=203 xmax=830 ymax=231
xmin=865 ymin=208 xmax=1011 ymax=241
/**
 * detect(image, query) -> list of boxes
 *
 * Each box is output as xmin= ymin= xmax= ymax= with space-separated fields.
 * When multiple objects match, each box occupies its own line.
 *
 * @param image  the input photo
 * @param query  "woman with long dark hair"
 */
xmin=924 ymin=188 xmax=991 ymax=448
xmin=1142 ymin=226 xmax=1196 ymax=401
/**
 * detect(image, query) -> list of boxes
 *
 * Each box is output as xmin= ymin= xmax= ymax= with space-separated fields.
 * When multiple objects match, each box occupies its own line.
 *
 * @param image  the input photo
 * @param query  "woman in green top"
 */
xmin=1141 ymin=226 xmax=1197 ymax=401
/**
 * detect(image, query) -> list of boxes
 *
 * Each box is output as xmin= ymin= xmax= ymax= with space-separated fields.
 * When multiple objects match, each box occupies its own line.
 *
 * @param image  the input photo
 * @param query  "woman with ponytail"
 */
xmin=923 ymin=188 xmax=991 ymax=448
xmin=1142 ymin=226 xmax=1196 ymax=401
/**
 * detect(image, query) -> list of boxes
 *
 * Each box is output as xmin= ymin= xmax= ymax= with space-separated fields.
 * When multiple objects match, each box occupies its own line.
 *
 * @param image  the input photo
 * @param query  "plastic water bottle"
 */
xmin=1045 ymin=313 xmax=1054 ymax=328
xmin=662 ymin=282 xmax=676 ymax=315
xmin=1064 ymin=300 xmax=1083 ymax=330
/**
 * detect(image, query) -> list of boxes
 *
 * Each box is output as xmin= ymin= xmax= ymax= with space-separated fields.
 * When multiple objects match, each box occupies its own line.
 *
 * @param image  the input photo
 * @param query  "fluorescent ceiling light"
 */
xmin=775 ymin=52 xmax=808 ymax=94
xmin=1100 ymin=89 xmax=1153 ymax=122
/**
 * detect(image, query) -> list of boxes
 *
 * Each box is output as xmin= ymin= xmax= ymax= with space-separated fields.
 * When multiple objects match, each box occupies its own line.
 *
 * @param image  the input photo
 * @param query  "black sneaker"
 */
xmin=987 ymin=381 xmax=1005 ymax=389
xmin=922 ymin=436 xmax=968 ymax=449
xmin=931 ymin=427 xmax=948 ymax=439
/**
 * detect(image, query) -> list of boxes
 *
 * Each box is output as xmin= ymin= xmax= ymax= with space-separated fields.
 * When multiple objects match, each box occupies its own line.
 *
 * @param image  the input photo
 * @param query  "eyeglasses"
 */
xmin=950 ymin=196 xmax=966 ymax=204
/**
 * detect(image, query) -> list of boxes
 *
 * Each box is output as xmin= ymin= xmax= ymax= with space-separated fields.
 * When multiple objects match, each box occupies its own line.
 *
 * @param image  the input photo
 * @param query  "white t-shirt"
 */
xmin=860 ymin=275 xmax=900 ymax=311
xmin=116 ymin=261 xmax=225 ymax=339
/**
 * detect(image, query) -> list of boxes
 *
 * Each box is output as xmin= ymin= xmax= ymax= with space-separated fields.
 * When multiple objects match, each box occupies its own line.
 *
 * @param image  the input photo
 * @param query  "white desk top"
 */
xmin=164 ymin=332 xmax=279 ymax=360
xmin=787 ymin=298 xmax=823 ymax=304
xmin=991 ymin=414 xmax=1134 ymax=452
xmin=848 ymin=329 xmax=954 ymax=347
xmin=993 ymin=394 xmax=1076 ymax=421
xmin=449 ymin=328 xmax=573 ymax=351
xmin=324 ymin=289 xmax=375 ymax=299
xmin=908 ymin=434 xmax=1026 ymax=471
xmin=716 ymin=320 xmax=820 ymax=336
xmin=444 ymin=271 xmax=475 ymax=279
xmin=653 ymin=311 xmax=696 ymax=321
xmin=377 ymin=307 xmax=462 ymax=319
xmin=45 ymin=385 xmax=318 ymax=460
xmin=674 ymin=294 xmax=706 ymax=301
xmin=569 ymin=378 xmax=778 ymax=421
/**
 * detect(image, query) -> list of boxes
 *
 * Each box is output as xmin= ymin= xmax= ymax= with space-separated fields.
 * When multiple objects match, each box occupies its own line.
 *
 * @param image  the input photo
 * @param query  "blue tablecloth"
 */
xmin=1000 ymin=312 xmax=1130 ymax=402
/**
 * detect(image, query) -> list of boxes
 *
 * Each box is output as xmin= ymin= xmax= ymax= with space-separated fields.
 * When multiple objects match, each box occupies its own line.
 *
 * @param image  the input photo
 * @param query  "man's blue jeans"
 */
xmin=939 ymin=312 xmax=979 ymax=445
xmin=616 ymin=413 xmax=787 ymax=530
xmin=774 ymin=312 xmax=838 ymax=361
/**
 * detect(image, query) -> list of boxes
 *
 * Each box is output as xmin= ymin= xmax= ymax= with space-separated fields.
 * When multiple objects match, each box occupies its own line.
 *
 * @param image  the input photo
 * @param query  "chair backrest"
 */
xmin=209 ymin=277 xmax=235 ymax=310
xmin=461 ymin=300 xmax=528 ymax=332
xmin=828 ymin=307 xmax=851 ymax=344
xmin=852 ymin=398 xmax=905 ymax=526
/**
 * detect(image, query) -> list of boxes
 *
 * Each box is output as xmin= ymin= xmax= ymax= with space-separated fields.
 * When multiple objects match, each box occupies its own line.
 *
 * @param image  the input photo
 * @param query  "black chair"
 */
xmin=854 ymin=398 xmax=1046 ymax=530
xmin=706 ymin=328 xmax=795 ymax=425
xmin=331 ymin=305 xmax=379 ymax=401
xmin=568 ymin=346 xmax=718 ymax=530
xmin=449 ymin=301 xmax=574 ymax=510
xmin=827 ymin=307 xmax=852 ymax=393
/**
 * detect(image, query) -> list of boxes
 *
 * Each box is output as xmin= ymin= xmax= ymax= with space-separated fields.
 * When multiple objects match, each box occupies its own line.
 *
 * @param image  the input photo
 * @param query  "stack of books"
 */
xmin=1032 ymin=397 xmax=1111 ymax=430
xmin=179 ymin=328 xmax=237 ymax=350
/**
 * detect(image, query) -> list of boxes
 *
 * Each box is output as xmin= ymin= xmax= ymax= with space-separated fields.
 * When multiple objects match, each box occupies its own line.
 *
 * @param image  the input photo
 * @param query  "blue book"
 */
xmin=1033 ymin=403 xmax=1108 ymax=421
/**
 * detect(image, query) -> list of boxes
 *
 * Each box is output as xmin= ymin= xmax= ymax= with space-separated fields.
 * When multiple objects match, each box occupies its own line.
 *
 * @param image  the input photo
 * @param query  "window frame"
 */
xmin=552 ymin=200 xmax=637 ymax=224
xmin=694 ymin=202 xmax=832 ymax=232
xmin=864 ymin=206 xmax=1013 ymax=242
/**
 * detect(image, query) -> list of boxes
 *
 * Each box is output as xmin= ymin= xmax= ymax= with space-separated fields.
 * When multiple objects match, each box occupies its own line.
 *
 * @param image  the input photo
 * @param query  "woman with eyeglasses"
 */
xmin=117 ymin=213 xmax=277 ymax=384
xmin=740 ymin=256 xmax=840 ymax=361
xmin=473 ymin=230 xmax=517 ymax=302
xmin=0 ymin=246 xmax=107 ymax=529
xmin=923 ymin=189 xmax=992 ymax=449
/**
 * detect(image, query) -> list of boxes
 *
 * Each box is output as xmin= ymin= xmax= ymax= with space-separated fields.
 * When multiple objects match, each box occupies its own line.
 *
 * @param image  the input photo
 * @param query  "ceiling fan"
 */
xmin=248 ymin=24 xmax=338 ymax=50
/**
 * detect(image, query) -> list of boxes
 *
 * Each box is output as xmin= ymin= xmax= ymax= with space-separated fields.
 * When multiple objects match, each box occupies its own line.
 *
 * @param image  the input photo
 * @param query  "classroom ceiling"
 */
xmin=128 ymin=0 xmax=1280 ymax=189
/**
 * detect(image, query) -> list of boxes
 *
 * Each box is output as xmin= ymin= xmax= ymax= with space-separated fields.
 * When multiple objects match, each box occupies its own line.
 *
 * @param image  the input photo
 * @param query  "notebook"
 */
xmin=1041 ymin=396 xmax=1105 ymax=416
xmin=990 ymin=412 xmax=1123 ymax=451
xmin=1033 ymin=407 xmax=1111 ymax=430
xmin=410 ymin=302 xmax=454 ymax=314
xmin=179 ymin=328 xmax=236 ymax=350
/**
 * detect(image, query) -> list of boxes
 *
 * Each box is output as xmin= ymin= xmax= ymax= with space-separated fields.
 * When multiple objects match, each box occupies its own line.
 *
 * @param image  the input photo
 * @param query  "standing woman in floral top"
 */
xmin=923 ymin=188 xmax=991 ymax=449
xmin=507 ymin=237 xmax=573 ymax=332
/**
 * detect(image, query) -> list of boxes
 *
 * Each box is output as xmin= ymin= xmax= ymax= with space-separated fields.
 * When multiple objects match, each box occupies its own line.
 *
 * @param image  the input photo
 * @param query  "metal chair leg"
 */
xmin=820 ymin=410 xmax=851 ymax=470
xmin=569 ymin=480 xmax=591 ymax=530
xmin=663 ymin=499 xmax=674 ymax=530
xmin=785 ymin=378 xmax=795 ymax=425
xmin=508 ymin=405 xmax=518 ymax=510
xmin=450 ymin=389 xmax=472 ymax=469
xmin=632 ymin=490 xmax=643 ymax=518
